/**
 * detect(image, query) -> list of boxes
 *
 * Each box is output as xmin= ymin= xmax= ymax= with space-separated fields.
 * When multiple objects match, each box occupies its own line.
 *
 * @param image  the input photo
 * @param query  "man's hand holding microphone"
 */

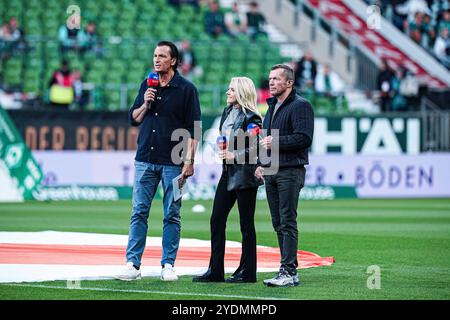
xmin=144 ymin=87 xmax=157 ymax=110
xmin=131 ymin=73 xmax=159 ymax=123
xmin=145 ymin=72 xmax=159 ymax=110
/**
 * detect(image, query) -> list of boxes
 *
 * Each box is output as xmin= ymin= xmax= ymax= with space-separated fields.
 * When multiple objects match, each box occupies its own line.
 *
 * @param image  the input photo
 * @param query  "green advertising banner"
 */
xmin=0 ymin=106 xmax=43 ymax=201
xmin=30 ymin=185 xmax=357 ymax=201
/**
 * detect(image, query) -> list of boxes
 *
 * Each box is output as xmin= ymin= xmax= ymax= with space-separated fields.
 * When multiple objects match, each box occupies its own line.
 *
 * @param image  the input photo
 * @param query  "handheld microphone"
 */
xmin=246 ymin=123 xmax=261 ymax=138
xmin=216 ymin=135 xmax=227 ymax=166
xmin=216 ymin=135 xmax=227 ymax=151
xmin=146 ymin=72 xmax=159 ymax=109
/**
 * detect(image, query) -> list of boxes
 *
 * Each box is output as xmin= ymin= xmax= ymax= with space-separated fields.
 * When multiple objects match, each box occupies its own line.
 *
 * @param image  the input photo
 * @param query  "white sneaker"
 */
xmin=161 ymin=263 xmax=178 ymax=281
xmin=116 ymin=262 xmax=141 ymax=281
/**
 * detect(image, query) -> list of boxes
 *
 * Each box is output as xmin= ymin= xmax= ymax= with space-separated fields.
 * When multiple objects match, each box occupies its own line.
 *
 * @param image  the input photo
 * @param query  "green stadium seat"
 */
xmin=24 ymin=21 xmax=42 ymax=36
xmin=209 ymin=45 xmax=227 ymax=61
xmin=85 ymin=2 xmax=101 ymax=17
xmin=104 ymin=68 xmax=125 ymax=83
xmin=0 ymin=0 xmax=292 ymax=112
xmin=193 ymin=32 xmax=211 ymax=41
xmin=118 ymin=43 xmax=136 ymax=59
xmin=204 ymin=72 xmax=223 ymax=85
xmin=25 ymin=58 xmax=44 ymax=72
xmin=102 ymin=1 xmax=120 ymax=15
xmin=105 ymin=90 xmax=121 ymax=111
xmin=135 ymin=42 xmax=153 ymax=57
xmin=246 ymin=46 xmax=264 ymax=62
xmin=45 ymin=0 xmax=60 ymax=12
xmin=227 ymin=62 xmax=245 ymax=77
xmin=4 ymin=68 xmax=22 ymax=87
xmin=128 ymin=89 xmax=138 ymax=106
xmin=193 ymin=43 xmax=209 ymax=62
xmin=189 ymin=23 xmax=204 ymax=38
xmin=23 ymin=77 xmax=41 ymax=94
xmin=85 ymin=70 xmax=104 ymax=85
xmin=199 ymin=90 xmax=214 ymax=109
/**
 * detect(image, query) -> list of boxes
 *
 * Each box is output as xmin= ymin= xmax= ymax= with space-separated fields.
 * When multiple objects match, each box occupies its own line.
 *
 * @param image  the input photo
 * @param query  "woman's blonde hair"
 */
xmin=229 ymin=77 xmax=262 ymax=119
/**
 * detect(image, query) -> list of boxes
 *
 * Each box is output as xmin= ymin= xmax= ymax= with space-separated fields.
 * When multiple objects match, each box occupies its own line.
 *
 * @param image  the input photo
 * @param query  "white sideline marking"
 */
xmin=3 ymin=283 xmax=293 ymax=301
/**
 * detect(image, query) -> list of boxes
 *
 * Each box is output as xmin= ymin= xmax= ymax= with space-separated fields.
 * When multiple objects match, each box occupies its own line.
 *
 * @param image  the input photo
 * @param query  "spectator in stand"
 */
xmin=315 ymin=64 xmax=345 ymax=97
xmin=294 ymin=52 xmax=318 ymax=92
xmin=377 ymin=59 xmax=396 ymax=112
xmin=398 ymin=66 xmax=420 ymax=111
xmin=71 ymin=69 xmax=89 ymax=110
xmin=388 ymin=0 xmax=410 ymax=32
xmin=58 ymin=24 xmax=85 ymax=54
xmin=408 ymin=11 xmax=425 ymax=44
xmin=0 ymin=17 xmax=26 ymax=58
xmin=257 ymin=77 xmax=271 ymax=104
xmin=421 ymin=13 xmax=436 ymax=49
xmin=434 ymin=28 xmax=450 ymax=68
xmin=179 ymin=39 xmax=197 ymax=79
xmin=246 ymin=1 xmax=267 ymax=40
xmin=168 ymin=0 xmax=199 ymax=8
xmin=48 ymin=60 xmax=76 ymax=109
xmin=225 ymin=2 xmax=248 ymax=37
xmin=79 ymin=21 xmax=103 ymax=56
xmin=398 ymin=0 xmax=431 ymax=21
xmin=438 ymin=9 xmax=450 ymax=34
xmin=204 ymin=1 xmax=228 ymax=38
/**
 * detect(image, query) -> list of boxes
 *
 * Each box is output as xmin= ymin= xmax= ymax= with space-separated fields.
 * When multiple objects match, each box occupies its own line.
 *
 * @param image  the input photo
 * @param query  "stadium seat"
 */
xmin=104 ymin=90 xmax=121 ymax=111
xmin=0 ymin=0 xmax=292 ymax=111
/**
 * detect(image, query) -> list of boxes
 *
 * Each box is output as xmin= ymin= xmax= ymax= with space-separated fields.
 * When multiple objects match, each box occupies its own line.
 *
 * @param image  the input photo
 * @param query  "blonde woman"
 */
xmin=193 ymin=77 xmax=263 ymax=283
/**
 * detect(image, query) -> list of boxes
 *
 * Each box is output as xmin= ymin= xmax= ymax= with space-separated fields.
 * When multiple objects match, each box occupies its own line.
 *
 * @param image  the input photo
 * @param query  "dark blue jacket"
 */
xmin=128 ymin=72 xmax=201 ymax=165
xmin=262 ymin=88 xmax=314 ymax=168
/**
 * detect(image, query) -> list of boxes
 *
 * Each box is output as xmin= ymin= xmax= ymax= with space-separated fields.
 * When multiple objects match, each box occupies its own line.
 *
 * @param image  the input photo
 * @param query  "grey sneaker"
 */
xmin=263 ymin=269 xmax=295 ymax=287
xmin=293 ymin=274 xmax=301 ymax=286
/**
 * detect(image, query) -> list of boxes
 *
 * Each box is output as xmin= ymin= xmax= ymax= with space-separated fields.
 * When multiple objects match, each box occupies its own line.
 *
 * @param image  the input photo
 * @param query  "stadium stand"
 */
xmin=0 ymin=0 xmax=352 ymax=114
xmin=2 ymin=0 xmax=448 ymax=114
xmin=362 ymin=0 xmax=450 ymax=69
xmin=0 ymin=0 xmax=285 ymax=112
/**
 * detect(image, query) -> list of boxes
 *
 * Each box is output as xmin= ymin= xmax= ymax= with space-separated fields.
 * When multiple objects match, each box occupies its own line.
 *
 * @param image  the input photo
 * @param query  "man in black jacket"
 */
xmin=255 ymin=64 xmax=314 ymax=287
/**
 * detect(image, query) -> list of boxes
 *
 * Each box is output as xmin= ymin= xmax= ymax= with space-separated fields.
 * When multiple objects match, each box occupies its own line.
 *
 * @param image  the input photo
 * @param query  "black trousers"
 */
xmin=265 ymin=167 xmax=305 ymax=275
xmin=209 ymin=171 xmax=258 ymax=281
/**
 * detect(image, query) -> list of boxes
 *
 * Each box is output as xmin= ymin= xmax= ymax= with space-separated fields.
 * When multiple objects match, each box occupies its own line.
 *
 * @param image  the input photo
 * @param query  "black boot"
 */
xmin=192 ymin=268 xmax=224 ymax=282
xmin=225 ymin=269 xmax=256 ymax=283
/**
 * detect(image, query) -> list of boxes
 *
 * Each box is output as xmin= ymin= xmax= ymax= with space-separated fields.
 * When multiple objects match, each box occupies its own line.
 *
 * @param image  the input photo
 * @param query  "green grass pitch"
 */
xmin=0 ymin=199 xmax=449 ymax=300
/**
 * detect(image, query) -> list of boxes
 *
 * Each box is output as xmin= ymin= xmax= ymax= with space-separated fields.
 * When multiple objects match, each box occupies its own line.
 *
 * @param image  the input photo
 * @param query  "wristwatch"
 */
xmin=184 ymin=159 xmax=195 ymax=165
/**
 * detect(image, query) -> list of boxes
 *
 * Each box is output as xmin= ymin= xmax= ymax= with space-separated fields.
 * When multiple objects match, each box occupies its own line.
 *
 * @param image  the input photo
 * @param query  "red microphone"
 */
xmin=216 ymin=136 xmax=227 ymax=166
xmin=146 ymin=72 xmax=159 ymax=109
xmin=216 ymin=136 xmax=227 ymax=151
xmin=247 ymin=123 xmax=261 ymax=138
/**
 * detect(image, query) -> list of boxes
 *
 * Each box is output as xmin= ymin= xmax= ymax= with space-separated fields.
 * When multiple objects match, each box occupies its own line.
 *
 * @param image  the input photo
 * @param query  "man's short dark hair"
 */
xmin=270 ymin=64 xmax=295 ymax=82
xmin=157 ymin=40 xmax=179 ymax=70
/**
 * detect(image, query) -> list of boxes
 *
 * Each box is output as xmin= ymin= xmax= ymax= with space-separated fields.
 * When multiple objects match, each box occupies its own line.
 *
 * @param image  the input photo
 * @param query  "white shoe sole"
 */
xmin=160 ymin=276 xmax=178 ymax=281
xmin=115 ymin=274 xmax=141 ymax=281
xmin=265 ymin=281 xmax=295 ymax=287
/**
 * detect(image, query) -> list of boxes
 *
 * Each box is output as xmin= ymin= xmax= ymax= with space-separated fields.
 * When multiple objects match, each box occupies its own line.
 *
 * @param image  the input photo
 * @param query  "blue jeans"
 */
xmin=126 ymin=161 xmax=182 ymax=268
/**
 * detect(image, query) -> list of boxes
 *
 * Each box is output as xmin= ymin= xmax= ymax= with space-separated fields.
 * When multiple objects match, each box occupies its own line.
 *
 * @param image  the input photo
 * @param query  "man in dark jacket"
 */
xmin=294 ymin=52 xmax=317 ymax=91
xmin=255 ymin=64 xmax=314 ymax=287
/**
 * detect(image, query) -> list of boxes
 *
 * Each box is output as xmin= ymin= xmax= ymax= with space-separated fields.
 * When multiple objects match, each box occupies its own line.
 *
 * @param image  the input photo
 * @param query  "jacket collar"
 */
xmin=160 ymin=70 xmax=181 ymax=88
xmin=219 ymin=105 xmax=233 ymax=130
xmin=219 ymin=105 xmax=246 ymax=132
xmin=232 ymin=109 xmax=246 ymax=131
xmin=266 ymin=88 xmax=297 ymax=109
